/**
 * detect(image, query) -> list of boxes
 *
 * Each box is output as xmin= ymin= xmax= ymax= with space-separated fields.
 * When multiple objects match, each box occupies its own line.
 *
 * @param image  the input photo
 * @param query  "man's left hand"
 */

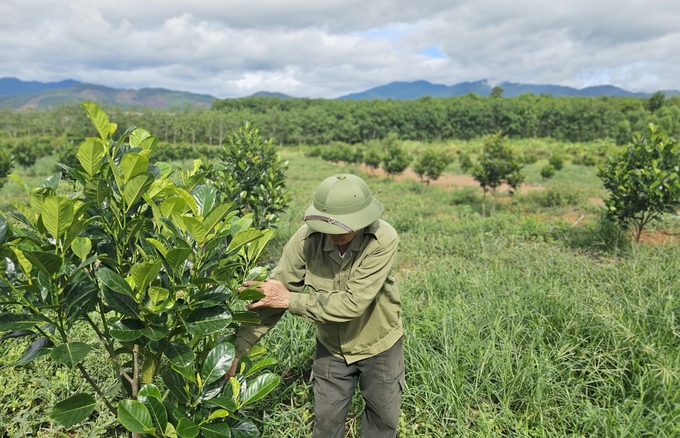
xmin=241 ymin=279 xmax=290 ymax=310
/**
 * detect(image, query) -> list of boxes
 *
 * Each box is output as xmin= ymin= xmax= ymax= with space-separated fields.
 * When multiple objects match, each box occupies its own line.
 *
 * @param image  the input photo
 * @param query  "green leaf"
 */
xmin=117 ymin=399 xmax=154 ymax=434
xmin=140 ymin=325 xmax=168 ymax=341
xmin=162 ymin=341 xmax=194 ymax=368
xmin=192 ymin=185 xmax=217 ymax=216
xmin=41 ymin=196 xmax=74 ymax=239
xmin=202 ymin=202 xmax=234 ymax=233
xmin=201 ymin=342 xmax=236 ymax=386
xmin=237 ymin=287 xmax=265 ymax=302
xmin=183 ymin=216 xmax=208 ymax=244
xmin=16 ymin=338 xmax=53 ymax=365
xmin=166 ymin=248 xmax=192 ymax=274
xmin=130 ymin=128 xmax=152 ymax=148
xmin=109 ymin=319 xmax=145 ymax=341
xmin=138 ymin=384 xmax=163 ymax=400
xmin=120 ymin=153 xmax=150 ymax=182
xmin=240 ymin=373 xmax=281 ymax=407
xmin=205 ymin=396 xmax=237 ymax=412
xmin=76 ymin=138 xmax=106 ymax=177
xmin=71 ymin=236 xmax=92 ymax=261
xmin=0 ymin=313 xmax=50 ymax=331
xmin=97 ymin=267 xmax=135 ymax=298
xmin=82 ymin=102 xmax=113 ymax=141
xmin=175 ymin=188 xmax=198 ymax=215
xmin=228 ymin=419 xmax=259 ymax=438
xmin=22 ymin=250 xmax=62 ymax=276
xmin=201 ymin=422 xmax=231 ymax=438
xmin=147 ymin=178 xmax=176 ymax=200
xmin=51 ymin=393 xmax=97 ymax=427
xmin=161 ymin=369 xmax=189 ymax=405
xmin=0 ymin=213 xmax=8 ymax=245
xmin=246 ymin=358 xmax=278 ymax=378
xmin=231 ymin=310 xmax=261 ymax=325
xmin=50 ymin=342 xmax=92 ymax=368
xmin=186 ymin=307 xmax=232 ymax=336
xmin=123 ymin=173 xmax=154 ymax=213
xmin=160 ymin=197 xmax=190 ymax=217
xmin=141 ymin=395 xmax=167 ymax=433
xmin=226 ymin=229 xmax=263 ymax=256
xmin=130 ymin=260 xmax=162 ymax=292
xmin=102 ymin=289 xmax=140 ymax=317
xmin=176 ymin=417 xmax=199 ymax=438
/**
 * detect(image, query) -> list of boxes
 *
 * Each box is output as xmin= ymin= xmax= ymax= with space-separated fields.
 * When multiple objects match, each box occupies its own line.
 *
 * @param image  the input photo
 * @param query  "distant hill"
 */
xmin=249 ymin=91 xmax=292 ymax=98
xmin=0 ymin=78 xmax=216 ymax=109
xmin=339 ymin=79 xmax=680 ymax=100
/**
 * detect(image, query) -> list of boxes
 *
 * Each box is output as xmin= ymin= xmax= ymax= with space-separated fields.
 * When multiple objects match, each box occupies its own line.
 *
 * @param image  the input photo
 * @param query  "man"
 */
xmin=232 ymin=173 xmax=404 ymax=438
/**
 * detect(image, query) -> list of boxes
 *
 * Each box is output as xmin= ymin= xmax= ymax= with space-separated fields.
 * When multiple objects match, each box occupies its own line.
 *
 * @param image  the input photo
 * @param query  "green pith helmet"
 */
xmin=304 ymin=174 xmax=383 ymax=234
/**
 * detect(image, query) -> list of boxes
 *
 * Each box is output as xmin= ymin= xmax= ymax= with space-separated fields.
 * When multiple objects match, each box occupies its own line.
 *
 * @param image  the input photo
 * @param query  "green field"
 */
xmin=1 ymin=145 xmax=680 ymax=437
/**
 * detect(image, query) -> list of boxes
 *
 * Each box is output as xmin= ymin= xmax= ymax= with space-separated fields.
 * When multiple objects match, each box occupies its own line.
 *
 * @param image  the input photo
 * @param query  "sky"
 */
xmin=1 ymin=0 xmax=679 ymax=99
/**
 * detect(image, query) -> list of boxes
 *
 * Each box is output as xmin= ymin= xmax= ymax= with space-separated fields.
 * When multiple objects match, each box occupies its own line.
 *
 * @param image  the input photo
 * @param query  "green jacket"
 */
xmin=234 ymin=219 xmax=402 ymax=364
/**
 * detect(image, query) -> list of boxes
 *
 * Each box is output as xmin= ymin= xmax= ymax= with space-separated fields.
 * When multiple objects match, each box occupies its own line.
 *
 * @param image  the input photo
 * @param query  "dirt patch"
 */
xmin=638 ymin=230 xmax=680 ymax=246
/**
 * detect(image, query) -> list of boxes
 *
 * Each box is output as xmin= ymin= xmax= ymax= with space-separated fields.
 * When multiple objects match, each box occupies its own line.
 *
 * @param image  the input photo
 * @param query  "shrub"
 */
xmin=548 ymin=154 xmax=564 ymax=171
xmin=540 ymin=164 xmax=556 ymax=179
xmin=458 ymin=152 xmax=473 ymax=174
xmin=412 ymin=149 xmax=454 ymax=185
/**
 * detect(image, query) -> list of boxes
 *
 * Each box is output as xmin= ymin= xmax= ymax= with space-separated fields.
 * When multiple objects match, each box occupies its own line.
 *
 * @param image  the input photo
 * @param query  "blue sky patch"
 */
xmin=420 ymin=45 xmax=446 ymax=59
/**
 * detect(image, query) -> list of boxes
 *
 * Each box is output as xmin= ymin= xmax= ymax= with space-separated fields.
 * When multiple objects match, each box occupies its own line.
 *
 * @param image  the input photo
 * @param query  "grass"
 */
xmin=1 ymin=143 xmax=680 ymax=437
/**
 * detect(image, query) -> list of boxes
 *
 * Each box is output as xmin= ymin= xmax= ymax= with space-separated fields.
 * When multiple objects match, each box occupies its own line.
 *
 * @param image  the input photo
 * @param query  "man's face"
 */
xmin=326 ymin=230 xmax=359 ymax=247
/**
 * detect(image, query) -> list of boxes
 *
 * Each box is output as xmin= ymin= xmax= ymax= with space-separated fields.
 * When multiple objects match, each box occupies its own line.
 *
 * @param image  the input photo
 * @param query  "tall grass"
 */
xmin=1 ymin=148 xmax=679 ymax=437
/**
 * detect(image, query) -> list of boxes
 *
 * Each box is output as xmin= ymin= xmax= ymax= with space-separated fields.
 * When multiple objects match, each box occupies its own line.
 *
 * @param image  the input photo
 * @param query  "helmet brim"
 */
xmin=304 ymin=197 xmax=383 ymax=234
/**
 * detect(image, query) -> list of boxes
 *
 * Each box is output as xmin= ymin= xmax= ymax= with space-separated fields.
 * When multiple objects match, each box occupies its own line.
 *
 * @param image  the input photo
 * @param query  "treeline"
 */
xmin=1 ymin=92 xmax=679 ymax=146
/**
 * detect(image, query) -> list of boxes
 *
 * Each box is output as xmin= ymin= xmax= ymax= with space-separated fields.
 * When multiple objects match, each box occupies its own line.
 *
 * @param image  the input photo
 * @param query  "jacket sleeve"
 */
xmin=287 ymin=233 xmax=398 ymax=324
xmin=233 ymin=226 xmax=307 ymax=357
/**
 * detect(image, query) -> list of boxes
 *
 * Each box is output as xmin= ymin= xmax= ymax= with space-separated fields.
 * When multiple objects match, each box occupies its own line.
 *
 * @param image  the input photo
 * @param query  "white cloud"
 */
xmin=0 ymin=0 xmax=679 ymax=97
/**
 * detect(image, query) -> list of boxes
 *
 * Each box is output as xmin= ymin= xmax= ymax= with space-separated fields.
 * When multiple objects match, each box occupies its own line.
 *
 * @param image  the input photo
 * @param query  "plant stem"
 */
xmin=77 ymin=363 xmax=117 ymax=415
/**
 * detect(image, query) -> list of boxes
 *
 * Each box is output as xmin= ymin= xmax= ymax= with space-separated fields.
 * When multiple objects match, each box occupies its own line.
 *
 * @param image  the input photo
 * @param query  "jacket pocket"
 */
xmin=305 ymin=271 xmax=334 ymax=293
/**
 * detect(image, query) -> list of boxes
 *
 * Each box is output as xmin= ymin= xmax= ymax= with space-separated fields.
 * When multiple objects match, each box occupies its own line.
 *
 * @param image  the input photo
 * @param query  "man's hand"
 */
xmin=241 ymin=279 xmax=290 ymax=310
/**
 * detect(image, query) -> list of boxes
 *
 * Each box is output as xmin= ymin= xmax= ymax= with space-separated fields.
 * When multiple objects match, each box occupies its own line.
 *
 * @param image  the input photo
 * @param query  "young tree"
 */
xmin=472 ymin=133 xmax=524 ymax=215
xmin=363 ymin=146 xmax=383 ymax=173
xmin=412 ymin=148 xmax=454 ymax=185
xmin=597 ymin=124 xmax=680 ymax=243
xmin=0 ymin=146 xmax=13 ymax=189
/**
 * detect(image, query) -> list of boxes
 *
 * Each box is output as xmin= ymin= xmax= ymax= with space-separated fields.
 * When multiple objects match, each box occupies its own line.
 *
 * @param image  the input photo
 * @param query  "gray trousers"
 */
xmin=311 ymin=337 xmax=404 ymax=438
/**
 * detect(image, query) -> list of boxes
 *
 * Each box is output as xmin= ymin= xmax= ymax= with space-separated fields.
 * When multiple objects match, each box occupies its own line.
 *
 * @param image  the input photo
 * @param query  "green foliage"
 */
xmin=362 ymin=146 xmax=383 ymax=170
xmin=320 ymin=142 xmax=363 ymax=164
xmin=208 ymin=122 xmax=289 ymax=229
xmin=598 ymin=124 xmax=680 ymax=242
xmin=412 ymin=148 xmax=454 ymax=184
xmin=548 ymin=154 xmax=564 ymax=171
xmin=382 ymin=139 xmax=411 ymax=177
xmin=0 ymin=146 xmax=13 ymax=190
xmin=457 ymin=152 xmax=473 ymax=174
xmin=540 ymin=163 xmax=556 ymax=179
xmin=0 ymin=103 xmax=280 ymax=436
xmin=472 ymin=133 xmax=525 ymax=212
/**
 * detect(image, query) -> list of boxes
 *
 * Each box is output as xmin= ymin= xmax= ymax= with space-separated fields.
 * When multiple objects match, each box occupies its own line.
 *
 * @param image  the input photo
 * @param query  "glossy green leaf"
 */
xmin=131 ymin=260 xmax=162 ymax=292
xmin=76 ymin=138 xmax=106 ymax=177
xmin=109 ymin=319 xmax=145 ymax=341
xmin=0 ymin=313 xmax=50 ymax=331
xmin=97 ymin=267 xmax=135 ymax=297
xmin=147 ymin=285 xmax=170 ymax=307
xmin=22 ymin=250 xmax=62 ymax=276
xmin=0 ymin=213 xmax=8 ymax=245
xmin=141 ymin=395 xmax=167 ymax=433
xmin=120 ymin=153 xmax=149 ymax=182
xmin=102 ymin=289 xmax=140 ymax=317
xmin=147 ymin=178 xmax=176 ymax=200
xmin=240 ymin=373 xmax=281 ymax=407
xmin=236 ymin=287 xmax=265 ymax=302
xmin=166 ymin=248 xmax=192 ymax=274
xmin=140 ymin=325 xmax=168 ymax=340
xmin=123 ymin=173 xmax=154 ymax=213
xmin=184 ymin=216 xmax=208 ymax=244
xmin=185 ymin=307 xmax=232 ymax=336
xmin=138 ymin=384 xmax=163 ymax=400
xmin=192 ymin=185 xmax=216 ymax=216
xmin=71 ymin=236 xmax=92 ymax=261
xmin=41 ymin=195 xmax=74 ymax=239
xmin=205 ymin=396 xmax=237 ymax=412
xmin=201 ymin=342 xmax=235 ymax=386
xmin=226 ymin=229 xmax=263 ymax=255
xmin=246 ymin=358 xmax=278 ymax=378
xmin=202 ymin=202 xmax=235 ymax=234
xmin=162 ymin=341 xmax=194 ymax=368
xmin=201 ymin=422 xmax=231 ymax=438
xmin=231 ymin=310 xmax=261 ymax=325
xmin=228 ymin=419 xmax=259 ymax=438
xmin=50 ymin=342 xmax=92 ymax=368
xmin=160 ymin=197 xmax=190 ymax=217
xmin=51 ymin=393 xmax=97 ymax=427
xmin=16 ymin=338 xmax=53 ymax=365
xmin=117 ymin=399 xmax=154 ymax=434
xmin=161 ymin=369 xmax=189 ymax=405
xmin=130 ymin=128 xmax=152 ymax=148
xmin=176 ymin=417 xmax=199 ymax=438
xmin=175 ymin=188 xmax=198 ymax=215
xmin=82 ymin=102 xmax=112 ymax=141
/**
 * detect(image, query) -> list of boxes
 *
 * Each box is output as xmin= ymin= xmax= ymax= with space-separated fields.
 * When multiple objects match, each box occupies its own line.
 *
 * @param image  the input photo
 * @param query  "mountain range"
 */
xmin=0 ymin=77 xmax=678 ymax=110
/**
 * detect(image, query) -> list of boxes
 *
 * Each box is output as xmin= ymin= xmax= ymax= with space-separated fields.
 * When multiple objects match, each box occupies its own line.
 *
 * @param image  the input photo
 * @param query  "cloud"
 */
xmin=0 ymin=0 xmax=679 ymax=97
